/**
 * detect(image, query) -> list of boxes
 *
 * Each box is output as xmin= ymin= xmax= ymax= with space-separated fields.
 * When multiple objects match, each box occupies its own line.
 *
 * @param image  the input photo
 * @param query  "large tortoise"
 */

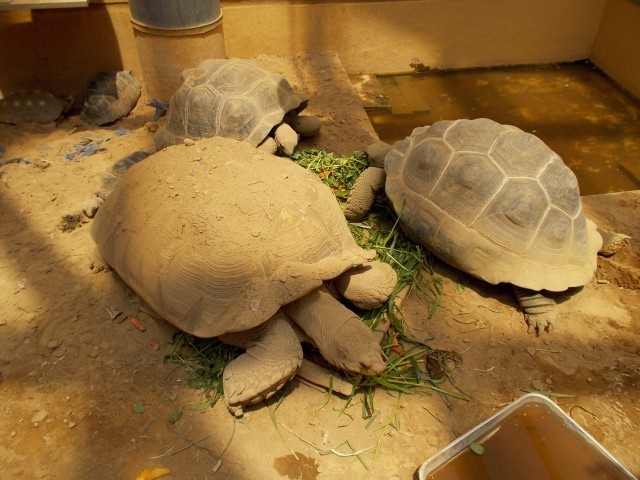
xmin=155 ymin=59 xmax=321 ymax=154
xmin=346 ymin=118 xmax=605 ymax=333
xmin=91 ymin=136 xmax=396 ymax=413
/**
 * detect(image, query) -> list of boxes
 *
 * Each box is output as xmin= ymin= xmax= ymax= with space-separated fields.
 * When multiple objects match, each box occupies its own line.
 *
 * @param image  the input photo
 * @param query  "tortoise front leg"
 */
xmin=513 ymin=286 xmax=557 ymax=335
xmin=219 ymin=311 xmax=302 ymax=416
xmin=283 ymin=286 xmax=385 ymax=376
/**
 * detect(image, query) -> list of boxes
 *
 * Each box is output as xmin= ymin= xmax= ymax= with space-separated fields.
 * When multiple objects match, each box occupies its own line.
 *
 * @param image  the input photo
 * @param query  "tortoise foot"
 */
xmin=221 ymin=312 xmax=302 ymax=414
xmin=513 ymin=287 xmax=557 ymax=335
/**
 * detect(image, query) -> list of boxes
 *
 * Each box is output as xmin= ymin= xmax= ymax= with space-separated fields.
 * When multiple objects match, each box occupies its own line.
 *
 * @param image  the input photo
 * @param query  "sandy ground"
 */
xmin=1 ymin=52 xmax=639 ymax=480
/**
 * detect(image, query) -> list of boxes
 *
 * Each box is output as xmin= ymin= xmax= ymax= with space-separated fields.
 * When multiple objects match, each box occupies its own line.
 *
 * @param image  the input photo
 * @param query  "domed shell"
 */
xmin=91 ymin=136 xmax=374 ymax=338
xmin=155 ymin=59 xmax=308 ymax=150
xmin=0 ymin=90 xmax=64 ymax=125
xmin=80 ymin=71 xmax=141 ymax=126
xmin=385 ymin=118 xmax=601 ymax=292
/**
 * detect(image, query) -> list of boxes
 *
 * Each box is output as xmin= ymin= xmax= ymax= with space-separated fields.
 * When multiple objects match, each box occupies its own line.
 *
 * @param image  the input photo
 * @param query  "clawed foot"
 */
xmin=514 ymin=287 xmax=557 ymax=335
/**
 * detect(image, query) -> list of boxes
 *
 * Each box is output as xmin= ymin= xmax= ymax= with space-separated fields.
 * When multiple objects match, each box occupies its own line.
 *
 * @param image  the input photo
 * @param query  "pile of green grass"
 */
xmin=166 ymin=149 xmax=451 ymax=413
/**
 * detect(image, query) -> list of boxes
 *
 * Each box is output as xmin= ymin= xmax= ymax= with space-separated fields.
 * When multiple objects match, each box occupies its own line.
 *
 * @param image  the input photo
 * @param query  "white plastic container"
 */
xmin=418 ymin=393 xmax=637 ymax=480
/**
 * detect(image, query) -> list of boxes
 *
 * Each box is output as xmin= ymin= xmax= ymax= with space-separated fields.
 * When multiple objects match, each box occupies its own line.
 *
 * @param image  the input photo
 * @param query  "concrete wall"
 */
xmin=223 ymin=0 xmax=606 ymax=74
xmin=1 ymin=0 xmax=636 ymax=99
xmin=591 ymin=0 xmax=640 ymax=99
xmin=0 ymin=4 xmax=141 ymax=98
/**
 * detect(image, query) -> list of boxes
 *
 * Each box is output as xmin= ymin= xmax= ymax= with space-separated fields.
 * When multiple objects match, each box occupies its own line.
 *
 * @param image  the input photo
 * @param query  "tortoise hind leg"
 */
xmin=219 ymin=311 xmax=302 ymax=416
xmin=513 ymin=286 xmax=557 ymax=335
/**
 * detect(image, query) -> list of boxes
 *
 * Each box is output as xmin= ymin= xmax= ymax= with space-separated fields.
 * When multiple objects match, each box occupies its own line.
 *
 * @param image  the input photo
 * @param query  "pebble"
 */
xmin=10 ymin=431 xmax=16 ymax=438
xmin=47 ymin=339 xmax=62 ymax=350
xmin=88 ymin=346 xmax=100 ymax=358
xmin=68 ymin=421 xmax=76 ymax=429
xmin=526 ymin=346 xmax=537 ymax=356
xmin=183 ymin=138 xmax=196 ymax=146
xmin=14 ymin=278 xmax=27 ymax=293
xmin=0 ymin=319 xmax=6 ymax=326
xmin=32 ymin=410 xmax=48 ymax=423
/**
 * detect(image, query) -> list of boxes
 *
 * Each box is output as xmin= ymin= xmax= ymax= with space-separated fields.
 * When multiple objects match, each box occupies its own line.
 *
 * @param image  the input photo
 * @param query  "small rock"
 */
xmin=587 ymin=377 xmax=593 ymax=383
xmin=14 ymin=278 xmax=27 ymax=293
xmin=545 ymin=377 xmax=553 ymax=385
xmin=46 ymin=339 xmax=62 ymax=350
xmin=0 ymin=319 xmax=7 ymax=326
xmin=88 ymin=346 xmax=100 ymax=358
xmin=32 ymin=410 xmax=48 ymax=423
xmin=184 ymin=138 xmax=196 ymax=146
xmin=10 ymin=431 xmax=16 ymax=437
xmin=596 ymin=279 xmax=610 ymax=284
xmin=33 ymin=158 xmax=52 ymax=170
xmin=526 ymin=346 xmax=537 ymax=356
xmin=68 ymin=421 xmax=76 ymax=429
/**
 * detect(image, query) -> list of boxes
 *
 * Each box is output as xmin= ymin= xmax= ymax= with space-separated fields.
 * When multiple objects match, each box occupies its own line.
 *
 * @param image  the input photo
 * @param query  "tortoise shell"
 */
xmin=91 ymin=136 xmax=374 ymax=338
xmin=80 ymin=71 xmax=141 ymax=126
xmin=385 ymin=118 xmax=601 ymax=292
xmin=154 ymin=59 xmax=308 ymax=150
xmin=0 ymin=90 xmax=64 ymax=125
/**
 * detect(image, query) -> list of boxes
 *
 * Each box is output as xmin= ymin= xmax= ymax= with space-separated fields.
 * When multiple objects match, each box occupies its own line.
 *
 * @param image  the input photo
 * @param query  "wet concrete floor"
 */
xmin=364 ymin=62 xmax=640 ymax=196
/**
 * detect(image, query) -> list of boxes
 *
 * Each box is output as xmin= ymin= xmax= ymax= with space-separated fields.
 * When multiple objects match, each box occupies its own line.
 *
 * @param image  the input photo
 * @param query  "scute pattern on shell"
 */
xmin=385 ymin=118 xmax=600 ymax=292
xmin=91 ymin=136 xmax=374 ymax=338
xmin=0 ymin=90 xmax=64 ymax=124
xmin=154 ymin=59 xmax=308 ymax=150
xmin=80 ymin=71 xmax=141 ymax=126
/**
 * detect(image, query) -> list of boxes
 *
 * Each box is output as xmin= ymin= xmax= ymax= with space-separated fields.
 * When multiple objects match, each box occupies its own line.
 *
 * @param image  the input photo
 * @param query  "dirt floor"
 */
xmin=1 ymin=52 xmax=638 ymax=480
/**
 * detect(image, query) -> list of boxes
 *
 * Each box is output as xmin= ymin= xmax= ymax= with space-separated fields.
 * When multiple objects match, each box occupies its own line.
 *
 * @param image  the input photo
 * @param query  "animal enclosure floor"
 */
xmin=0 ymin=52 xmax=639 ymax=480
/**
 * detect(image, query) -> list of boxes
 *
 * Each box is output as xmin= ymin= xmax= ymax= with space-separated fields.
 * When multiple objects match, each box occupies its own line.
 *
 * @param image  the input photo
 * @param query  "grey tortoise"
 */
xmin=0 ymin=90 xmax=65 ymax=125
xmin=344 ymin=118 xmax=627 ymax=334
xmin=80 ymin=70 xmax=141 ymax=126
xmin=154 ymin=59 xmax=320 ymax=155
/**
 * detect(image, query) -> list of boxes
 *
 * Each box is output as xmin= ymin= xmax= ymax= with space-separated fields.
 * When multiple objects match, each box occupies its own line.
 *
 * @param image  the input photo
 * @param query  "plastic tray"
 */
xmin=417 ymin=393 xmax=637 ymax=480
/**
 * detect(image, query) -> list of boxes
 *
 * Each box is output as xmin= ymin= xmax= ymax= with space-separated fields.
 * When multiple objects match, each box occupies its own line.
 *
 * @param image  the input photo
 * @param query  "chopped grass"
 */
xmin=164 ymin=334 xmax=241 ymax=410
xmin=289 ymin=149 xmax=368 ymax=201
xmin=167 ymin=149 xmax=453 ymax=412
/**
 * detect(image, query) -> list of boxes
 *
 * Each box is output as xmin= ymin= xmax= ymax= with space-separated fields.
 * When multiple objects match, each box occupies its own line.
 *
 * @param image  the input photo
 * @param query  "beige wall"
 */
xmin=223 ymin=0 xmax=606 ymax=74
xmin=0 ymin=4 xmax=141 ymax=97
xmin=591 ymin=0 xmax=640 ymax=99
xmin=2 ymin=0 xmax=637 ymax=100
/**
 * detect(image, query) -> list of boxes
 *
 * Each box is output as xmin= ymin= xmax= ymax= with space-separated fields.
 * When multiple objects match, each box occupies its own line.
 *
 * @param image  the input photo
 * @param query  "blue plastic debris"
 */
xmin=147 ymin=98 xmax=169 ymax=121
